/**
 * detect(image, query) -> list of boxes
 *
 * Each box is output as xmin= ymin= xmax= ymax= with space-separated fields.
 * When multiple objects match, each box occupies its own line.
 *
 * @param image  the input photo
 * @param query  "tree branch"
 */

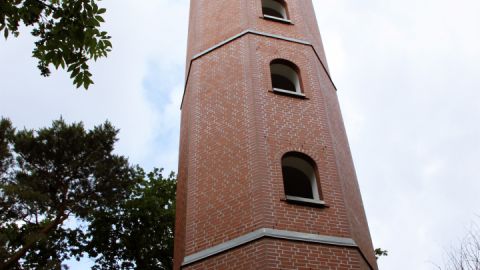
xmin=32 ymin=0 xmax=59 ymax=12
xmin=0 ymin=213 xmax=69 ymax=270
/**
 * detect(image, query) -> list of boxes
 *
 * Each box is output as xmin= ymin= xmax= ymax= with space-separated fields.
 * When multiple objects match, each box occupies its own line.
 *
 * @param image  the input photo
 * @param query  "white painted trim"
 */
xmin=191 ymin=30 xmax=310 ymax=61
xmin=285 ymin=195 xmax=326 ymax=206
xmin=263 ymin=14 xmax=293 ymax=24
xmin=250 ymin=30 xmax=310 ymax=45
xmin=192 ymin=30 xmax=250 ymax=60
xmin=182 ymin=228 xmax=356 ymax=266
xmin=181 ymin=30 xmax=336 ymax=109
xmin=262 ymin=0 xmax=288 ymax=19
xmin=272 ymin=88 xmax=306 ymax=97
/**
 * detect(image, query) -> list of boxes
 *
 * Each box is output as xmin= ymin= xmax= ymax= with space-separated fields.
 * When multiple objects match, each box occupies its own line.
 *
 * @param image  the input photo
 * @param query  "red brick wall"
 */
xmin=175 ymin=0 xmax=377 ymax=269
xmin=183 ymin=37 xmax=257 ymax=256
xmin=250 ymin=36 xmax=352 ymax=238
xmin=184 ymin=239 xmax=369 ymax=270
xmin=186 ymin=0 xmax=329 ymax=71
xmin=173 ymin=91 xmax=191 ymax=268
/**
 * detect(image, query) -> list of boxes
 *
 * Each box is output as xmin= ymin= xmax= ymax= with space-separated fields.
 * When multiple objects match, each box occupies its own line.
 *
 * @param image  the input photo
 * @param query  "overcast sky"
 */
xmin=1 ymin=0 xmax=479 ymax=269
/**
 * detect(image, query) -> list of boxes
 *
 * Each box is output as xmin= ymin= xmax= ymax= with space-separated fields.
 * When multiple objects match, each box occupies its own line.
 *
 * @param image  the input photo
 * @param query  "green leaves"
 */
xmin=0 ymin=118 xmax=130 ymax=268
xmin=0 ymin=118 xmax=14 ymax=177
xmin=375 ymin=248 xmax=388 ymax=260
xmin=0 ymin=0 xmax=112 ymax=90
xmin=88 ymin=168 xmax=176 ymax=270
xmin=0 ymin=118 xmax=177 ymax=269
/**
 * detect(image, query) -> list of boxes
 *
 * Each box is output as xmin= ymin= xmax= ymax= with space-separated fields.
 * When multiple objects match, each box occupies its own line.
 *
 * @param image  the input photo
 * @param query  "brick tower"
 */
xmin=174 ymin=1 xmax=378 ymax=269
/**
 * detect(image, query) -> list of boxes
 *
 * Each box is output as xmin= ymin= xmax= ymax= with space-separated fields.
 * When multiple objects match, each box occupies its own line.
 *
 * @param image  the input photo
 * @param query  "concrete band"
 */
xmin=191 ymin=30 xmax=311 ymax=60
xmin=181 ymin=29 xmax=337 ymax=109
xmin=182 ymin=228 xmax=357 ymax=267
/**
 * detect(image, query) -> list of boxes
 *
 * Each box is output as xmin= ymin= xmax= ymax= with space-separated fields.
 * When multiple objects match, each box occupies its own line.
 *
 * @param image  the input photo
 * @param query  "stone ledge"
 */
xmin=182 ymin=228 xmax=357 ymax=267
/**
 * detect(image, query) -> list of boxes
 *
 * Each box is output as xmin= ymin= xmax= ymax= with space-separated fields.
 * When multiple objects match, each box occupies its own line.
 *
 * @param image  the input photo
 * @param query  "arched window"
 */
xmin=262 ymin=0 xmax=288 ymax=20
xmin=270 ymin=59 xmax=302 ymax=94
xmin=282 ymin=152 xmax=322 ymax=203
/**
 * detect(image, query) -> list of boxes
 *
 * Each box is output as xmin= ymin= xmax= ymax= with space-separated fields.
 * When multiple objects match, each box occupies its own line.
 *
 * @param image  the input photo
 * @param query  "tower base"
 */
xmin=182 ymin=238 xmax=373 ymax=270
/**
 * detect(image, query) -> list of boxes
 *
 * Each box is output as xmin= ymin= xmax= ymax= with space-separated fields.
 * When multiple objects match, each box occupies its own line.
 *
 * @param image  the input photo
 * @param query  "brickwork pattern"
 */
xmin=186 ymin=0 xmax=329 ymax=69
xmin=184 ymin=239 xmax=369 ymax=270
xmin=175 ymin=0 xmax=377 ymax=269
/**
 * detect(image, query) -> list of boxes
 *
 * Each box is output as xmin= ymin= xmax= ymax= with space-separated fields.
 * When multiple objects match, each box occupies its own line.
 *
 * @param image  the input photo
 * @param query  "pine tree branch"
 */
xmin=0 ymin=213 xmax=69 ymax=270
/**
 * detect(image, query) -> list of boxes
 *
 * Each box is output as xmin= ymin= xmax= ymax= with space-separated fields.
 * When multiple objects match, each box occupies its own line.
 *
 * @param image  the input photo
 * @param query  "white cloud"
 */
xmin=0 ymin=0 xmax=189 ymax=171
xmin=1 ymin=0 xmax=479 ymax=269
xmin=314 ymin=0 xmax=480 ymax=269
xmin=0 ymin=2 xmax=189 ymax=267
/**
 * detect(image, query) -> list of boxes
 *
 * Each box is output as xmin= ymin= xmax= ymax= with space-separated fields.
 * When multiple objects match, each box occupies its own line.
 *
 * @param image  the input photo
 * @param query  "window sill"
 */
xmin=262 ymin=15 xmax=293 ymax=24
xmin=272 ymin=88 xmax=306 ymax=98
xmin=283 ymin=195 xmax=327 ymax=208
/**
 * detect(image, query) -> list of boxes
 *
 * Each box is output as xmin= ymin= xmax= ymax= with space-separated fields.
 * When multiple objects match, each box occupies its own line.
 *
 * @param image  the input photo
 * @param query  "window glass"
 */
xmin=270 ymin=60 xmax=301 ymax=93
xmin=282 ymin=153 xmax=321 ymax=201
xmin=262 ymin=0 xmax=288 ymax=19
xmin=282 ymin=166 xmax=314 ymax=198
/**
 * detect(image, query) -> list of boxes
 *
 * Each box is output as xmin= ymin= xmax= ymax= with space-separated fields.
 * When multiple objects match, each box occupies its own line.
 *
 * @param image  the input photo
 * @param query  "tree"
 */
xmin=0 ymin=118 xmax=176 ymax=269
xmin=0 ymin=0 xmax=112 ymax=89
xmin=87 ymin=168 xmax=176 ymax=270
xmin=374 ymin=248 xmax=388 ymax=260
xmin=436 ymin=220 xmax=480 ymax=270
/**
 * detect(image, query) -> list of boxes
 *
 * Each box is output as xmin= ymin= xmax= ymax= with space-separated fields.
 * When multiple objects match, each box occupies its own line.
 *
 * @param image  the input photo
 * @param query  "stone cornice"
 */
xmin=182 ymin=228 xmax=358 ymax=267
xmin=181 ymin=30 xmax=337 ymax=109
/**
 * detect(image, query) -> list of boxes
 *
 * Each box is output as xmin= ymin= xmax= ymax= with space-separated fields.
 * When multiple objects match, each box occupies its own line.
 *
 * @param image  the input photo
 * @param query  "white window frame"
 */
xmin=270 ymin=62 xmax=302 ymax=94
xmin=282 ymin=155 xmax=322 ymax=202
xmin=262 ymin=0 xmax=288 ymax=20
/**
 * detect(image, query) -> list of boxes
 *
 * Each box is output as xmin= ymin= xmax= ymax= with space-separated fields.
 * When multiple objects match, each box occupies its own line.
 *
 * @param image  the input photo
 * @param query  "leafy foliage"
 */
xmin=0 ymin=119 xmax=14 ymax=177
xmin=0 ymin=0 xmax=112 ymax=89
xmin=88 ymin=169 xmax=176 ymax=270
xmin=0 ymin=118 xmax=176 ymax=270
xmin=374 ymin=248 xmax=388 ymax=260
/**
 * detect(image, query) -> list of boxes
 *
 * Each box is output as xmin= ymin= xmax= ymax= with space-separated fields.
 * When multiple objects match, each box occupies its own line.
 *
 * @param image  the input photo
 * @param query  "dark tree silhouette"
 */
xmin=0 ymin=118 xmax=175 ymax=270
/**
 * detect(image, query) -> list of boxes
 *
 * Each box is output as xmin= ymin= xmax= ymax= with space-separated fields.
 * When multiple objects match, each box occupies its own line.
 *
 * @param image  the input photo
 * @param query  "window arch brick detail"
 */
xmin=270 ymin=58 xmax=303 ymax=94
xmin=281 ymin=151 xmax=323 ymax=201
